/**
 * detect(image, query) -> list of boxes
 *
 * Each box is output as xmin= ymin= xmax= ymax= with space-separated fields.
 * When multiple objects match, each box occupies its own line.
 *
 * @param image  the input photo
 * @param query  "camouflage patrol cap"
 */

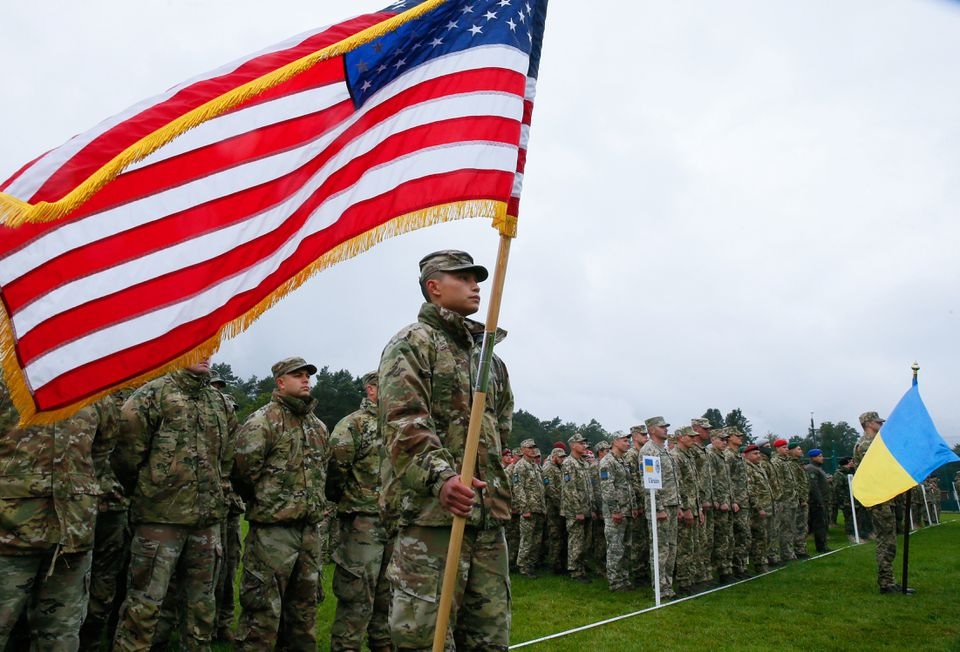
xmin=520 ymin=438 xmax=536 ymax=449
xmin=612 ymin=430 xmax=630 ymax=440
xmin=208 ymin=372 xmax=226 ymax=388
xmin=271 ymin=356 xmax=318 ymax=379
xmin=711 ymin=428 xmax=729 ymax=440
xmin=630 ymin=424 xmax=648 ymax=435
xmin=726 ymin=428 xmax=743 ymax=439
xmin=552 ymin=447 xmax=567 ymax=457
xmin=568 ymin=433 xmax=587 ymax=444
xmin=676 ymin=426 xmax=696 ymax=438
xmin=645 ymin=416 xmax=670 ymax=429
xmin=594 ymin=441 xmax=611 ymax=452
xmin=361 ymin=371 xmax=379 ymax=387
xmin=418 ymin=250 xmax=489 ymax=284
xmin=533 ymin=447 xmax=542 ymax=456
xmin=691 ymin=418 xmax=713 ymax=429
xmin=859 ymin=411 xmax=885 ymax=426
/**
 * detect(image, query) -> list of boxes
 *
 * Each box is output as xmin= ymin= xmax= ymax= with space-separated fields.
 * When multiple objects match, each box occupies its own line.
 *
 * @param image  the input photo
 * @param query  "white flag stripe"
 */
xmin=25 ymin=141 xmax=520 ymax=387
xmin=125 ymin=84 xmax=348 ymax=172
xmin=0 ymin=45 xmax=528 ymax=283
xmin=12 ymin=91 xmax=523 ymax=334
xmin=4 ymin=24 xmax=339 ymax=200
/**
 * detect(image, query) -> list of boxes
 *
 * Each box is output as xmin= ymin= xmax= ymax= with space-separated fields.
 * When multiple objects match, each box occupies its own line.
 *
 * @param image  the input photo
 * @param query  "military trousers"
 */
xmin=591 ymin=516 xmax=606 ymax=574
xmin=214 ymin=511 xmax=242 ymax=634
xmin=113 ymin=523 xmax=221 ymax=652
xmin=649 ymin=506 xmax=678 ymax=597
xmin=564 ymin=517 xmax=592 ymax=578
xmin=730 ymin=507 xmax=751 ymax=574
xmin=386 ymin=524 xmax=510 ymax=651
xmin=330 ymin=513 xmax=391 ymax=652
xmin=505 ymin=514 xmax=520 ymax=571
xmin=711 ymin=508 xmax=734 ymax=576
xmin=79 ymin=509 xmax=130 ymax=651
xmin=236 ymin=521 xmax=322 ymax=652
xmin=543 ymin=509 xmax=566 ymax=573
xmin=777 ymin=505 xmax=797 ymax=561
xmin=629 ymin=507 xmax=649 ymax=583
xmin=603 ymin=516 xmax=632 ymax=590
xmin=794 ymin=503 xmax=809 ymax=556
xmin=808 ymin=502 xmax=828 ymax=552
xmin=698 ymin=509 xmax=713 ymax=582
xmin=868 ymin=502 xmax=898 ymax=589
xmin=674 ymin=516 xmax=698 ymax=592
xmin=0 ymin=549 xmax=92 ymax=650
xmin=516 ymin=513 xmax=544 ymax=575
xmin=749 ymin=512 xmax=771 ymax=572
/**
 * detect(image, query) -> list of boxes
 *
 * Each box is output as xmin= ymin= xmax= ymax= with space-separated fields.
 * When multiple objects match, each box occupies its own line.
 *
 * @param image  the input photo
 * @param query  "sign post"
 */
xmin=642 ymin=455 xmax=662 ymax=606
xmin=846 ymin=474 xmax=860 ymax=544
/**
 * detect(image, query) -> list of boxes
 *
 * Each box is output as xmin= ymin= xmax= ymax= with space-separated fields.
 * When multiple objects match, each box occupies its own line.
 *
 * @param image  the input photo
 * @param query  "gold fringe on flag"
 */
xmin=0 ymin=0 xmax=449 ymax=228
xmin=3 ymin=199 xmax=507 ymax=425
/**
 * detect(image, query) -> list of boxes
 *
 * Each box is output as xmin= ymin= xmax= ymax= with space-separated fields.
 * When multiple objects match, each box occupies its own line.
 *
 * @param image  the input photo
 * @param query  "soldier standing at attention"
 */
xmin=599 ymin=432 xmax=637 ymax=592
xmin=379 ymin=250 xmax=514 ymax=651
xmin=231 ymin=357 xmax=330 ymax=650
xmin=0 ymin=383 xmax=117 ymax=649
xmin=708 ymin=429 xmax=734 ymax=583
xmin=512 ymin=439 xmax=546 ymax=578
xmin=623 ymin=425 xmax=650 ymax=586
xmin=770 ymin=438 xmax=796 ymax=563
xmin=671 ymin=427 xmax=701 ymax=597
xmin=805 ymin=449 xmax=831 ymax=553
xmin=328 ymin=371 xmax=391 ymax=652
xmin=854 ymin=411 xmax=913 ymax=594
xmin=590 ymin=441 xmax=609 ymax=575
xmin=112 ymin=357 xmax=236 ymax=651
xmin=833 ymin=457 xmax=856 ymax=541
xmin=639 ymin=417 xmax=680 ymax=600
xmin=561 ymin=433 xmax=595 ymax=583
xmin=790 ymin=441 xmax=810 ymax=559
xmin=690 ymin=418 xmax=715 ymax=587
xmin=541 ymin=446 xmax=567 ymax=574
xmin=724 ymin=428 xmax=752 ymax=579
xmin=743 ymin=444 xmax=774 ymax=574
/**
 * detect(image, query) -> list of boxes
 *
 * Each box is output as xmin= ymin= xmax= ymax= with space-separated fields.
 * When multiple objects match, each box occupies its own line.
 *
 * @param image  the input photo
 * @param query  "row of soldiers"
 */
xmin=503 ymin=417 xmax=865 ymax=598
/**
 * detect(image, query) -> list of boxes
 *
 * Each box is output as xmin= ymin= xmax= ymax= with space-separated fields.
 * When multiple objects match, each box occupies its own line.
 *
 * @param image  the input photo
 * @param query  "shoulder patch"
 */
xmin=563 ymin=474 xmax=571 ymax=482
xmin=543 ymin=478 xmax=550 ymax=485
xmin=600 ymin=470 xmax=609 ymax=480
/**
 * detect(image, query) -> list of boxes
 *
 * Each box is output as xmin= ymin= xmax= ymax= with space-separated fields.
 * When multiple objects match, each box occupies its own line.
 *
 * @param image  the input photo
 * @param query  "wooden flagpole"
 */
xmin=432 ymin=234 xmax=512 ymax=651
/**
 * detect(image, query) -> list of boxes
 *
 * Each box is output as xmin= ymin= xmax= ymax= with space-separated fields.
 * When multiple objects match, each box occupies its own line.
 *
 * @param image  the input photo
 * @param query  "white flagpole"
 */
xmin=846 ymin=474 xmax=860 ymax=544
xmin=920 ymin=484 xmax=932 ymax=526
xmin=649 ymin=490 xmax=661 ymax=607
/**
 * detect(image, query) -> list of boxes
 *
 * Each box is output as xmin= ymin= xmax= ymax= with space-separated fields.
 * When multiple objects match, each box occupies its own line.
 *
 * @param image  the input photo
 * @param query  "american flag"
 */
xmin=0 ymin=0 xmax=549 ymax=423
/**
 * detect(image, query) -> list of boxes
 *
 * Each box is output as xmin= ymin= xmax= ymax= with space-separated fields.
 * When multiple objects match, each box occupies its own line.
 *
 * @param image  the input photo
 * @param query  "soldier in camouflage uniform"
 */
xmin=599 ymin=432 xmax=637 ymax=591
xmin=854 ymin=411 xmax=913 ymax=593
xmin=671 ymin=427 xmax=701 ymax=597
xmin=379 ymin=250 xmax=514 ymax=651
xmin=623 ymin=425 xmax=649 ymax=586
xmin=708 ymin=429 xmax=734 ymax=582
xmin=541 ymin=447 xmax=567 ymax=574
xmin=230 ymin=356 xmax=330 ymax=650
xmin=805 ymin=449 xmax=830 ymax=552
xmin=743 ymin=444 xmax=774 ymax=574
xmin=0 ymin=383 xmax=117 ymax=649
xmin=789 ymin=441 xmax=810 ymax=558
xmin=326 ymin=371 xmax=391 ymax=652
xmin=590 ymin=442 xmax=608 ymax=575
xmin=690 ymin=419 xmax=715 ymax=586
xmin=561 ymin=433 xmax=595 ymax=582
xmin=78 ymin=388 xmax=131 ymax=652
xmin=770 ymin=438 xmax=796 ymax=563
xmin=111 ymin=358 xmax=235 ymax=652
xmin=511 ymin=439 xmax=546 ymax=578
xmin=503 ymin=452 xmax=520 ymax=572
xmin=833 ymin=457 xmax=856 ymax=540
xmin=639 ymin=417 xmax=680 ymax=600
xmin=724 ymin=428 xmax=752 ymax=578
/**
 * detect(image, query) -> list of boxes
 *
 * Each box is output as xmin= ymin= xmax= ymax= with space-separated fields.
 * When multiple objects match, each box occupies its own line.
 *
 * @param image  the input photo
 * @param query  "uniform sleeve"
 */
xmin=494 ymin=356 xmax=514 ymax=450
xmin=112 ymin=384 xmax=162 ymax=494
xmin=599 ymin=460 xmax=618 ymax=514
xmin=92 ymin=396 xmax=119 ymax=481
xmin=231 ymin=410 xmax=273 ymax=506
xmin=219 ymin=395 xmax=238 ymax=498
xmin=327 ymin=413 xmax=358 ymax=503
xmin=379 ymin=331 xmax=457 ymax=497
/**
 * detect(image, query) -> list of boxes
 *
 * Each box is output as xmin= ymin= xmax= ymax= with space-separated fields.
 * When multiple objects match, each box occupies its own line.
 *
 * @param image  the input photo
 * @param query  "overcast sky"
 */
xmin=3 ymin=0 xmax=960 ymax=446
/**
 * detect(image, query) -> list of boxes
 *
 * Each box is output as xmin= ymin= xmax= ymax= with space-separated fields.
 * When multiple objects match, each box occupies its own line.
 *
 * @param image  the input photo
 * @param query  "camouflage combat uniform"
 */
xmin=504 ymin=458 xmax=520 ymax=571
xmin=231 ymin=389 xmax=329 ymax=651
xmin=745 ymin=456 xmax=774 ymax=573
xmin=379 ymin=303 xmax=513 ymax=651
xmin=771 ymin=451 xmax=796 ymax=562
xmin=833 ymin=468 xmax=855 ymax=538
xmin=599 ymin=449 xmax=635 ymax=591
xmin=328 ymin=394 xmax=391 ymax=652
xmin=541 ymin=454 xmax=566 ymax=573
xmin=708 ymin=444 xmax=734 ymax=578
xmin=623 ymin=443 xmax=649 ymax=585
xmin=671 ymin=443 xmax=699 ymax=595
xmin=560 ymin=453 xmax=594 ymax=580
xmin=511 ymin=456 xmax=546 ymax=576
xmin=725 ymin=440 xmax=751 ymax=577
xmin=112 ymin=369 xmax=236 ymax=652
xmin=792 ymin=454 xmax=810 ymax=557
xmin=689 ymin=441 xmax=713 ymax=585
xmin=0 ymin=385 xmax=117 ymax=650
xmin=639 ymin=438 xmax=679 ymax=599
xmin=854 ymin=433 xmax=898 ymax=589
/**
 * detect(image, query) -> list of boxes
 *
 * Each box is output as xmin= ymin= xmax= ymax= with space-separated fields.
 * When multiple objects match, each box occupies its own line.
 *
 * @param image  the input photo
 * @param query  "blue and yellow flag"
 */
xmin=853 ymin=378 xmax=959 ymax=507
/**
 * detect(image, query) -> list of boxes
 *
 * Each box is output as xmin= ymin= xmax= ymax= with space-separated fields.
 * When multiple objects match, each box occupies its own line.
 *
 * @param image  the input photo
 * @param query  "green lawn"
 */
xmin=206 ymin=513 xmax=960 ymax=650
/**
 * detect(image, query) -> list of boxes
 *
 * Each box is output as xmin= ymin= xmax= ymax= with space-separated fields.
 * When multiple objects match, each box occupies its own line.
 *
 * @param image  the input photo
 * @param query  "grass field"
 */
xmin=211 ymin=513 xmax=960 ymax=650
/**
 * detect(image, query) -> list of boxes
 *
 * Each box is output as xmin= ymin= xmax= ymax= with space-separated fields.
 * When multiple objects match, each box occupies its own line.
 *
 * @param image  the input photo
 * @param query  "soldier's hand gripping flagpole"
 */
xmin=432 ymin=235 xmax=512 ymax=651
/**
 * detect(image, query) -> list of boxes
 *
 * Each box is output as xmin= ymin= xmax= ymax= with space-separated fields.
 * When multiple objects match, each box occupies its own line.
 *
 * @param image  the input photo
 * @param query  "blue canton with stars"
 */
xmin=345 ymin=0 xmax=539 ymax=109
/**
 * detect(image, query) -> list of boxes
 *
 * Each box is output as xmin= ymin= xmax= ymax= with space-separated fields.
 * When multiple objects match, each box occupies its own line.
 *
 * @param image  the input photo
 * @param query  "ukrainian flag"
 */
xmin=853 ymin=379 xmax=959 ymax=507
